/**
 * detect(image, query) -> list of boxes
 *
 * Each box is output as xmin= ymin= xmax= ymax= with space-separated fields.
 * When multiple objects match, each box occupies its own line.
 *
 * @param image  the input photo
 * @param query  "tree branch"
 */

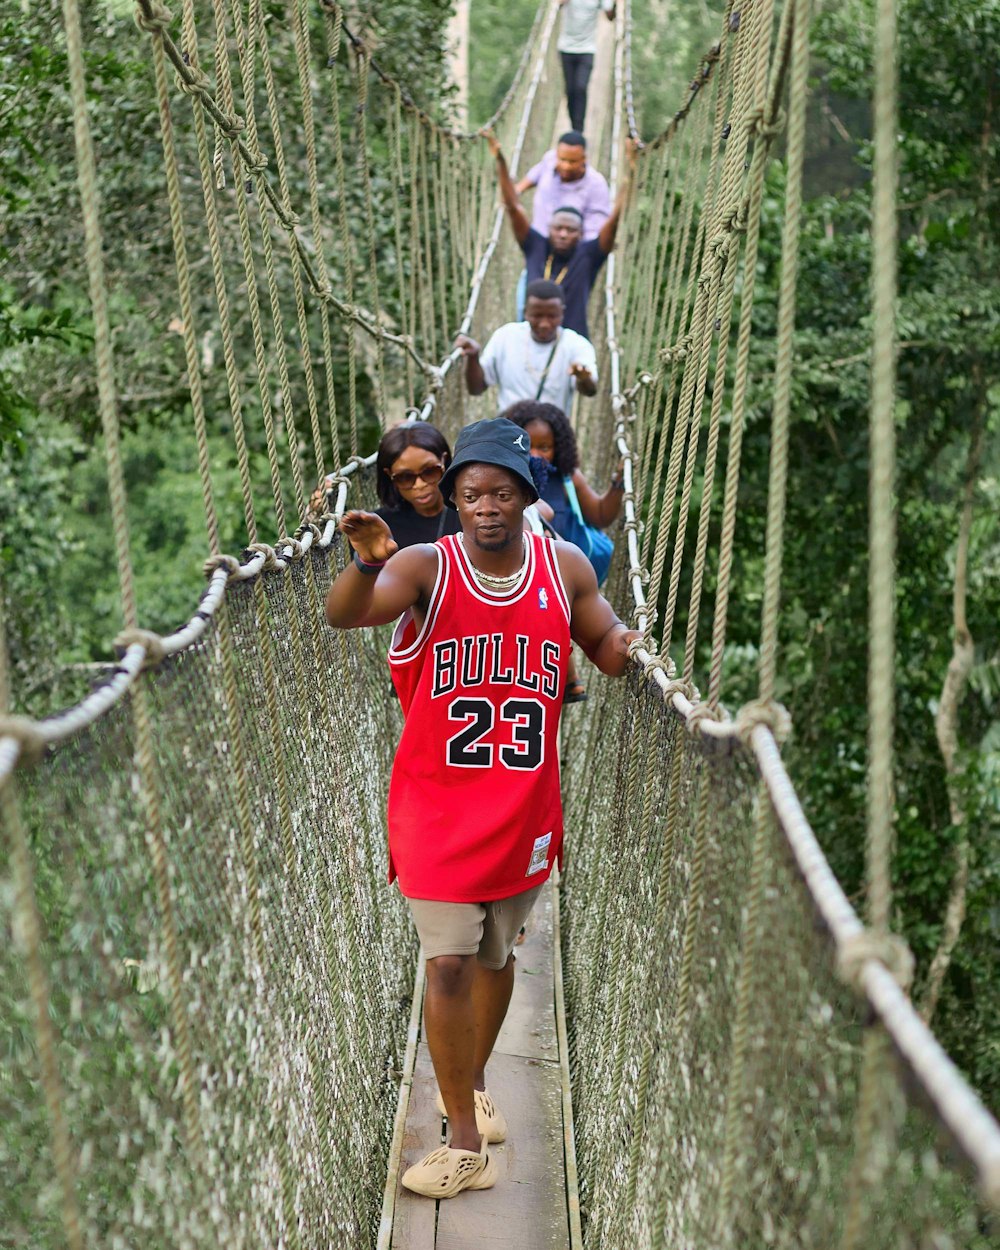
xmin=920 ymin=396 xmax=984 ymax=1025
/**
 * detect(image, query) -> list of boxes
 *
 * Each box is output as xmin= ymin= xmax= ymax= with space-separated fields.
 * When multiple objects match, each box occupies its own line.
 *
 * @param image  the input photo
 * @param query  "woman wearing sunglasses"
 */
xmin=374 ymin=422 xmax=462 ymax=547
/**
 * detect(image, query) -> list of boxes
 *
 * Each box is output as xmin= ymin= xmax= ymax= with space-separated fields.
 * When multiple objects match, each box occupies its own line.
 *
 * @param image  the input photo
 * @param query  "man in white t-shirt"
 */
xmin=558 ymin=0 xmax=615 ymax=131
xmin=455 ymin=280 xmax=598 ymax=417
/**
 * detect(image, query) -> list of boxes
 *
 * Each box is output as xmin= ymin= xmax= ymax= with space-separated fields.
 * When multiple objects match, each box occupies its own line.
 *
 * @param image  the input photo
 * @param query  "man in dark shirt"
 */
xmin=485 ymin=130 xmax=634 ymax=340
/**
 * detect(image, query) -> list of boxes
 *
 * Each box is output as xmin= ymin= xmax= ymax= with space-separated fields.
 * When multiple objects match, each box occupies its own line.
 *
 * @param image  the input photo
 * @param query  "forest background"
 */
xmin=1 ymin=0 xmax=997 ymax=1106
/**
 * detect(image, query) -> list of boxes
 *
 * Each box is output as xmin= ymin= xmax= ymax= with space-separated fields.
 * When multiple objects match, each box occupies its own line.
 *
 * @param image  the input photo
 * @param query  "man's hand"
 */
xmin=481 ymin=128 xmax=502 ymax=159
xmin=569 ymin=362 xmax=596 ymax=393
xmin=340 ymin=510 xmax=398 ymax=565
xmin=625 ymin=135 xmax=639 ymax=170
xmin=617 ymin=628 xmax=643 ymax=659
xmin=455 ymin=333 xmax=481 ymax=358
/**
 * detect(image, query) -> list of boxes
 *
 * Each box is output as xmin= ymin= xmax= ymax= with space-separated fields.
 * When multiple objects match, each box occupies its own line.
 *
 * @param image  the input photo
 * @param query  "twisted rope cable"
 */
xmin=178 ymin=0 xmax=259 ymax=544
xmin=756 ymin=0 xmax=809 ymax=707
xmin=321 ymin=0 xmax=544 ymax=141
xmin=658 ymin=7 xmax=737 ymax=654
xmin=143 ymin=11 xmax=269 ymax=1041
xmin=681 ymin=0 xmax=762 ymax=680
xmin=0 ymin=601 xmax=84 ymax=1250
xmin=354 ymin=50 xmax=388 ymax=419
xmin=137 ymin=1 xmax=435 ymax=380
xmin=294 ymin=0 xmax=338 ymax=472
xmin=707 ymin=0 xmax=792 ymax=707
xmin=390 ymin=85 xmax=415 ymax=400
xmin=66 ymin=0 xmax=208 ymax=1183
xmin=255 ymin=0 xmax=326 ymax=488
xmin=841 ymin=0 xmax=902 ymax=1239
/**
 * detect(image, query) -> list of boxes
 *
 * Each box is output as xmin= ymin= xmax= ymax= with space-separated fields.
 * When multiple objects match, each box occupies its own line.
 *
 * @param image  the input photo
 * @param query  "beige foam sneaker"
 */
xmin=401 ymin=1136 xmax=497 ymax=1199
xmin=434 ymin=1087 xmax=508 ymax=1143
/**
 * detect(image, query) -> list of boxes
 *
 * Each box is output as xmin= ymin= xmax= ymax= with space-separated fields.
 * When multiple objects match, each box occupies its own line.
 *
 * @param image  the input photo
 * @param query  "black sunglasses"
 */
xmin=388 ymin=463 xmax=445 ymax=490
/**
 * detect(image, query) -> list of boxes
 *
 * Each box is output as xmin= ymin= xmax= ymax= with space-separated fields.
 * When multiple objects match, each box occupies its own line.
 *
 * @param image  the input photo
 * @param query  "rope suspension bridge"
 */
xmin=2 ymin=0 xmax=998 ymax=1246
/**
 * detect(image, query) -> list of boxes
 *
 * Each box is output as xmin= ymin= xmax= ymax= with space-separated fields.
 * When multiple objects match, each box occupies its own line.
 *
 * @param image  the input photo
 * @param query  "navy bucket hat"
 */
xmin=439 ymin=417 xmax=540 ymax=509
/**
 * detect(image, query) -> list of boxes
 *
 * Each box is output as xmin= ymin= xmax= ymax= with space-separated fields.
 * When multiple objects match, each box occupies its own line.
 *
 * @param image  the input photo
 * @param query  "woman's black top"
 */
xmin=375 ymin=504 xmax=461 ymax=548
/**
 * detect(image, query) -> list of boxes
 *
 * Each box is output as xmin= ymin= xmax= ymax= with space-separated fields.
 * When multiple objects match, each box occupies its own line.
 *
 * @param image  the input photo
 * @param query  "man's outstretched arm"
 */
xmin=484 ymin=131 xmax=531 ymax=244
xmin=557 ymin=542 xmax=640 ymax=676
xmin=597 ymin=138 xmax=638 ymax=255
xmin=325 ymin=512 xmax=434 ymax=629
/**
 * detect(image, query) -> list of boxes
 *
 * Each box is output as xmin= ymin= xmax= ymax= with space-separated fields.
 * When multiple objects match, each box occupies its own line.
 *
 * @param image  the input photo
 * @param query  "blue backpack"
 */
xmin=560 ymin=477 xmax=614 ymax=585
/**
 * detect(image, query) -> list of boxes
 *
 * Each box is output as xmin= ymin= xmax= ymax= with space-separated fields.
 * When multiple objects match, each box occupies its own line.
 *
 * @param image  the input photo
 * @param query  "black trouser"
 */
xmin=560 ymin=51 xmax=594 ymax=133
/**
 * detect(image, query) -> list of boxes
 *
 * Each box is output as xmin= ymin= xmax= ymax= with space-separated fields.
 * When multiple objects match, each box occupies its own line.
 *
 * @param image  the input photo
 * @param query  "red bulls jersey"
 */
xmin=387 ymin=531 xmax=571 ymax=902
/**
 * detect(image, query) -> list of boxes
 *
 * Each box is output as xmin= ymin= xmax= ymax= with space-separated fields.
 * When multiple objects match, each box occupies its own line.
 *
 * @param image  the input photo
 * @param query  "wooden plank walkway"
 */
xmin=382 ymin=883 xmax=574 ymax=1249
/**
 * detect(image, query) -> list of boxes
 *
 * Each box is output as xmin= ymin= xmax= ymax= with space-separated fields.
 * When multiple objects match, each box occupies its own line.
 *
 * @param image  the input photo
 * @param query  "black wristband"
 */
xmin=352 ymin=550 xmax=385 ymax=575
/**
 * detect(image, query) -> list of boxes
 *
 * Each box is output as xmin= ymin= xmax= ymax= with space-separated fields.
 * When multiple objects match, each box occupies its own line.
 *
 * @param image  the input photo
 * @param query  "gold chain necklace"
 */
xmin=543 ymin=254 xmax=569 ymax=284
xmin=460 ymin=535 xmax=527 ymax=589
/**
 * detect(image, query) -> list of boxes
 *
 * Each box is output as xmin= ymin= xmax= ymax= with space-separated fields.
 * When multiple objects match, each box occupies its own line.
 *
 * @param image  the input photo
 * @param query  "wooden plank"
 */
xmin=551 ymin=872 xmax=583 ymax=1248
xmin=390 ymin=1045 xmax=442 ymax=1250
xmin=378 ymin=958 xmax=426 ymax=1250
xmin=494 ymin=886 xmax=558 ymax=1063
xmin=434 ymin=1050 xmax=569 ymax=1249
xmin=389 ymin=880 xmax=571 ymax=1248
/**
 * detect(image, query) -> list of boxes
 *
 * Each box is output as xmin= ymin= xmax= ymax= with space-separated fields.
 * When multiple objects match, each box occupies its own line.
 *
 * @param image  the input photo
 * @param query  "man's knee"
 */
xmin=426 ymin=953 xmax=476 ymax=995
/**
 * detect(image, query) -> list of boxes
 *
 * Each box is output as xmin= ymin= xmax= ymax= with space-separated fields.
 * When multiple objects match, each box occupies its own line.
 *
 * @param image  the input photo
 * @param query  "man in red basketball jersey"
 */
xmin=326 ymin=417 xmax=639 ymax=1198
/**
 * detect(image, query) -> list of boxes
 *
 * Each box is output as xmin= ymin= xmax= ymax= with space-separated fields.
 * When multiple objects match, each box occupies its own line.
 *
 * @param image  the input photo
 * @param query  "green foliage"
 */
xmin=467 ymin=0 xmax=539 ymax=125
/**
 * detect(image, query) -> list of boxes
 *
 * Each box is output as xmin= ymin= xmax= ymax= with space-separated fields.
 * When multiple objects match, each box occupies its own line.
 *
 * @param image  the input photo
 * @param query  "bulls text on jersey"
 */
xmin=430 ymin=633 xmax=562 ymax=701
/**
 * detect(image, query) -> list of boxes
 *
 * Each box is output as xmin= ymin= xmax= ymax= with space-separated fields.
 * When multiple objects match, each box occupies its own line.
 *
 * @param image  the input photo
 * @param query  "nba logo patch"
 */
xmin=538 ymin=588 xmax=548 ymax=610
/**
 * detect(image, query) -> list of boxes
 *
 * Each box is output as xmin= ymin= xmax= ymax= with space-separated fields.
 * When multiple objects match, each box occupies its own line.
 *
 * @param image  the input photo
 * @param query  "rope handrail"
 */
xmin=135 ymin=0 xmax=449 ymax=377
xmin=0 ymin=0 xmax=563 ymax=783
xmin=604 ymin=0 xmax=1000 ymax=1211
xmin=7 ymin=0 xmax=1000 ymax=1240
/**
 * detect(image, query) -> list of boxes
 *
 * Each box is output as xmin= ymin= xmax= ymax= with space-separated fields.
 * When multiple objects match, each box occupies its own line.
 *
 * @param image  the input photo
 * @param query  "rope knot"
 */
xmin=746 ymin=107 xmax=786 ymax=140
xmin=621 ymin=518 xmax=641 ymax=536
xmin=630 ymin=602 xmax=656 ymax=628
xmin=686 ymin=700 xmax=723 ymax=737
xmin=177 ymin=66 xmax=210 ymax=97
xmin=733 ymin=697 xmax=792 ymax=747
xmin=346 ymin=454 xmax=369 ymax=471
xmin=114 ymin=628 xmax=168 ymax=670
xmin=662 ymin=676 xmax=698 ymax=703
xmin=246 ymin=542 xmax=279 ymax=571
xmin=709 ymin=232 xmax=731 ymax=259
xmin=245 ymin=151 xmax=269 ymax=176
xmin=625 ymin=637 xmax=675 ymax=681
xmin=0 ymin=715 xmax=47 ymax=768
xmin=203 ymin=553 xmax=241 ymax=581
xmin=134 ymin=0 xmax=172 ymax=35
xmin=217 ymin=113 xmax=245 ymax=138
xmin=281 ymin=208 xmax=302 ymax=227
xmin=277 ymin=536 xmax=304 ymax=561
xmin=725 ymin=202 xmax=749 ymax=234
xmin=837 ymin=930 xmax=915 ymax=994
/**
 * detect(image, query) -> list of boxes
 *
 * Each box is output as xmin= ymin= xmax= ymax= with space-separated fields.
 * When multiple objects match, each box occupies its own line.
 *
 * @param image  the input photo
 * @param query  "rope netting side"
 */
xmin=561 ymin=0 xmax=1000 ymax=1246
xmin=0 ymin=3 xmax=561 ymax=1246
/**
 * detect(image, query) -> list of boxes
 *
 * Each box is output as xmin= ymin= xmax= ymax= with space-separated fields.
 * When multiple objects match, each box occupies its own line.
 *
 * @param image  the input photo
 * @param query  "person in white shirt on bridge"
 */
xmin=455 ymin=279 xmax=597 ymax=418
xmin=555 ymin=0 xmax=616 ymax=132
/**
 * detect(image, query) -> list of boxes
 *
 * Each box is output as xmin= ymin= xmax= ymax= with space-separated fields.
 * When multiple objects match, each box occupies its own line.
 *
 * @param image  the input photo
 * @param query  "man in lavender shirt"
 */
xmin=514 ymin=131 xmax=611 ymax=241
